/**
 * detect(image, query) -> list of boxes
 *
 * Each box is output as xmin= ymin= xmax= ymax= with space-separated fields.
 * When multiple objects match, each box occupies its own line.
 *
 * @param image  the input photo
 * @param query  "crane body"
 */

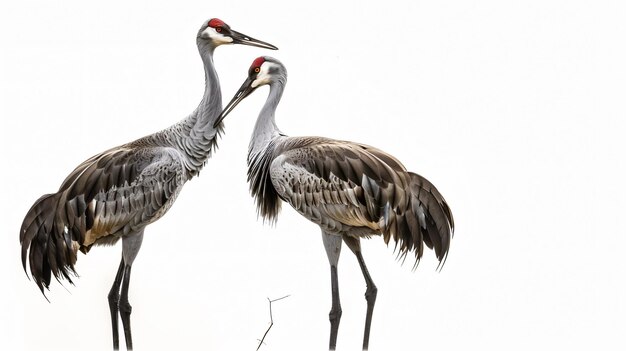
xmin=19 ymin=19 xmax=277 ymax=350
xmin=215 ymin=56 xmax=454 ymax=350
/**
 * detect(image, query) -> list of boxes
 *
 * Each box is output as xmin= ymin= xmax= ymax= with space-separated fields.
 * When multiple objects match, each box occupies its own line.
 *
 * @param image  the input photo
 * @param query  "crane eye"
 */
xmin=254 ymin=67 xmax=260 ymax=73
xmin=216 ymin=27 xmax=222 ymax=32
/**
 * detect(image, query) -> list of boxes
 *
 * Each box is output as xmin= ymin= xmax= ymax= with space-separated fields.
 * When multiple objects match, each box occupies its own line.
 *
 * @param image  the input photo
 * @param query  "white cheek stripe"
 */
xmin=251 ymin=77 xmax=265 ymax=88
xmin=251 ymin=62 xmax=277 ymax=87
xmin=201 ymin=27 xmax=233 ymax=44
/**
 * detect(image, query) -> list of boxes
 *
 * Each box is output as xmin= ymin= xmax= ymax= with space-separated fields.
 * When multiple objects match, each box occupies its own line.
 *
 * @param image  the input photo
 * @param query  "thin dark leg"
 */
xmin=321 ymin=231 xmax=342 ymax=351
xmin=328 ymin=264 xmax=342 ymax=350
xmin=117 ymin=230 xmax=143 ymax=351
xmin=343 ymin=236 xmax=377 ymax=351
xmin=119 ymin=265 xmax=133 ymax=351
xmin=355 ymin=251 xmax=377 ymax=351
xmin=108 ymin=258 xmax=125 ymax=350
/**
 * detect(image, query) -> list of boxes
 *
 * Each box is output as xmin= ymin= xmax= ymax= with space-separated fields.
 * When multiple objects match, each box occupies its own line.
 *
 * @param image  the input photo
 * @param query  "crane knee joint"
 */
xmin=365 ymin=286 xmax=378 ymax=300
xmin=329 ymin=308 xmax=342 ymax=322
xmin=119 ymin=301 xmax=132 ymax=314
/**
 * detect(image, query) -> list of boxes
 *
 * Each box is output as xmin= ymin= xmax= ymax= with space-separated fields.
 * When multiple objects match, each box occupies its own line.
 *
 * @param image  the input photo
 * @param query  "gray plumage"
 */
xmin=251 ymin=137 xmax=453 ymax=262
xmin=20 ymin=21 xmax=223 ymax=293
xmin=216 ymin=56 xmax=454 ymax=350
xmin=20 ymin=146 xmax=188 ymax=289
xmin=19 ymin=19 xmax=277 ymax=350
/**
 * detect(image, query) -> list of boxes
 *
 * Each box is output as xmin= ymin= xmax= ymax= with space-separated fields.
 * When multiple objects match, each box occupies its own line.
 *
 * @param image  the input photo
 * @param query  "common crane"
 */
xmin=214 ymin=56 xmax=454 ymax=350
xmin=19 ymin=19 xmax=277 ymax=350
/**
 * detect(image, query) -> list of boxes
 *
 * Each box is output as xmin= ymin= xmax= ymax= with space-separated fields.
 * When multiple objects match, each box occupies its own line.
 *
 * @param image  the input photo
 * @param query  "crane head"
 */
xmin=214 ymin=56 xmax=286 ymax=127
xmin=198 ymin=18 xmax=278 ymax=50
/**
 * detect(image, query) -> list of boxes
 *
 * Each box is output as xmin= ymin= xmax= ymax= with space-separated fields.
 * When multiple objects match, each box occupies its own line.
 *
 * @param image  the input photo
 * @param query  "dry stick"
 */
xmin=256 ymin=295 xmax=291 ymax=350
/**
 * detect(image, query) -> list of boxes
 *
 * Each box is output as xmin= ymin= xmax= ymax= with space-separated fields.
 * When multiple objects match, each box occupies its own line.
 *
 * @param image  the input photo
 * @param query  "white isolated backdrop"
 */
xmin=1 ymin=1 xmax=625 ymax=350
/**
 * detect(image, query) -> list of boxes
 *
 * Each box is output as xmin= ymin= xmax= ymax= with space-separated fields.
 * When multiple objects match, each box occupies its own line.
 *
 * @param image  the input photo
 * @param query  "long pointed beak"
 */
xmin=214 ymin=77 xmax=256 ymax=128
xmin=230 ymin=29 xmax=278 ymax=50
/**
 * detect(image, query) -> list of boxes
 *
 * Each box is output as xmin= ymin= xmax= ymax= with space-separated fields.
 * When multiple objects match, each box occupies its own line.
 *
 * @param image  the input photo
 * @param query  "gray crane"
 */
xmin=214 ymin=56 xmax=454 ymax=350
xmin=19 ymin=19 xmax=277 ymax=350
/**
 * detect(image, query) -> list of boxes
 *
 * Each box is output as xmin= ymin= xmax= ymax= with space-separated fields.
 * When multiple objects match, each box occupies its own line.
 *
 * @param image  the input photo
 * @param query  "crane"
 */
xmin=214 ymin=56 xmax=454 ymax=350
xmin=19 ymin=19 xmax=277 ymax=350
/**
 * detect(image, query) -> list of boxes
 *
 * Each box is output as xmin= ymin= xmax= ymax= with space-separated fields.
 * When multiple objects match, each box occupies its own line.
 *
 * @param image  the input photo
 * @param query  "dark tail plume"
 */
xmin=20 ymin=193 xmax=79 ymax=295
xmin=383 ymin=173 xmax=454 ymax=269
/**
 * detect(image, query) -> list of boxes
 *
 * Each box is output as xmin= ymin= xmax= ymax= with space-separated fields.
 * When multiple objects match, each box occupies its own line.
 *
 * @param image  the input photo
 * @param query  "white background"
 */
xmin=1 ymin=1 xmax=625 ymax=350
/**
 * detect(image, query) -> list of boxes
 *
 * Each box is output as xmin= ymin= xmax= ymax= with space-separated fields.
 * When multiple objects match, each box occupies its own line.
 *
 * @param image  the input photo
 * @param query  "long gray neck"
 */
xmin=246 ymin=79 xmax=286 ymax=222
xmin=248 ymin=80 xmax=285 ymax=160
xmin=140 ymin=41 xmax=224 ymax=177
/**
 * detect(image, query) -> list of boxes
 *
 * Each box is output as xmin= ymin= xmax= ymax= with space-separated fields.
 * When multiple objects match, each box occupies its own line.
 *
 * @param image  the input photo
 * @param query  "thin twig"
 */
xmin=256 ymin=294 xmax=290 ymax=350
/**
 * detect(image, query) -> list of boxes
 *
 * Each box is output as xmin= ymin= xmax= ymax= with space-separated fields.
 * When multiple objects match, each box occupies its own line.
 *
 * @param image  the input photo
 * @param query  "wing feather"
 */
xmin=269 ymin=138 xmax=410 ymax=233
xmin=34 ymin=145 xmax=183 ymax=253
xmin=265 ymin=137 xmax=453 ymax=265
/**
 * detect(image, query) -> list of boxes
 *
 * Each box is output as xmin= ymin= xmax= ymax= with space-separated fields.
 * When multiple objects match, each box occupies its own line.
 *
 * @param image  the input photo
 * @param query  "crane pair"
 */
xmin=20 ymin=18 xmax=453 ymax=351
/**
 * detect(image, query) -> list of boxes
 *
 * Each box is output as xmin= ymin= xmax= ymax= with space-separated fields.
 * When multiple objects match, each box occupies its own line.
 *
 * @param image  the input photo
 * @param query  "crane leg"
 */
xmin=322 ymin=231 xmax=343 ymax=351
xmin=344 ymin=236 xmax=377 ymax=351
xmin=119 ymin=265 xmax=134 ymax=350
xmin=118 ymin=231 xmax=144 ymax=351
xmin=108 ymin=259 xmax=126 ymax=350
